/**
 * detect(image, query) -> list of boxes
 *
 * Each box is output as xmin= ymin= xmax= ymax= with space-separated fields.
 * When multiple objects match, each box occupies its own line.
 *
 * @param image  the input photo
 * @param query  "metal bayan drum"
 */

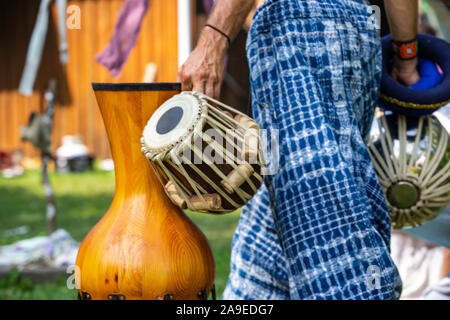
xmin=141 ymin=91 xmax=266 ymax=214
xmin=368 ymin=109 xmax=450 ymax=229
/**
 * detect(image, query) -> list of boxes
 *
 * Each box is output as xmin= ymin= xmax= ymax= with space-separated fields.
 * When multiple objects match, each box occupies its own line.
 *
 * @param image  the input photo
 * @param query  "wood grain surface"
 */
xmin=75 ymin=84 xmax=215 ymax=300
xmin=0 ymin=0 xmax=178 ymax=159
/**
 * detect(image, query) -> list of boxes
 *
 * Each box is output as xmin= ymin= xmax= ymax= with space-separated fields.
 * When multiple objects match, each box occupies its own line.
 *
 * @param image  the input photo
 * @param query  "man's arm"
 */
xmin=177 ymin=0 xmax=255 ymax=98
xmin=384 ymin=0 xmax=420 ymax=86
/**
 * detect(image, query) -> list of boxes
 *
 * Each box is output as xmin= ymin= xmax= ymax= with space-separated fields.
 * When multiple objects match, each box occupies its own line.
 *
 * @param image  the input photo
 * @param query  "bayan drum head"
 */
xmin=142 ymin=93 xmax=203 ymax=154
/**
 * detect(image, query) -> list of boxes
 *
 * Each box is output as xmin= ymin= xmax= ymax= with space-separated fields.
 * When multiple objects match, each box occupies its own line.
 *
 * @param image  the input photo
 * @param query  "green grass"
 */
xmin=0 ymin=169 xmax=240 ymax=300
xmin=0 ymin=269 xmax=75 ymax=300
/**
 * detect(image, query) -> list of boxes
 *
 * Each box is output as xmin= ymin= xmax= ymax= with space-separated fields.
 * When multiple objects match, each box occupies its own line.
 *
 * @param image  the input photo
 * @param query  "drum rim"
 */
xmin=92 ymin=82 xmax=181 ymax=91
xmin=142 ymin=92 xmax=204 ymax=155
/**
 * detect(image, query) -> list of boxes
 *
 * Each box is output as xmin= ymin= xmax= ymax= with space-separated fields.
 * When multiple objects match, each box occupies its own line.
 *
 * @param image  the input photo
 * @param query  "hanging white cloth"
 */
xmin=19 ymin=0 xmax=68 ymax=96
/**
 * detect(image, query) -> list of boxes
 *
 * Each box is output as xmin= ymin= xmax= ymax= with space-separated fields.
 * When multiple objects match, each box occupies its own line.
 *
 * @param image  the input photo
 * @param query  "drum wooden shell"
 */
xmin=75 ymin=83 xmax=215 ymax=300
xmin=141 ymin=92 xmax=266 ymax=214
xmin=368 ymin=109 xmax=450 ymax=229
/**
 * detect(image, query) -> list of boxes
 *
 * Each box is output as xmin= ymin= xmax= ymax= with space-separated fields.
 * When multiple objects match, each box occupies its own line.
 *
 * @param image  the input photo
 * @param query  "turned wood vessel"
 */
xmin=75 ymin=83 xmax=215 ymax=300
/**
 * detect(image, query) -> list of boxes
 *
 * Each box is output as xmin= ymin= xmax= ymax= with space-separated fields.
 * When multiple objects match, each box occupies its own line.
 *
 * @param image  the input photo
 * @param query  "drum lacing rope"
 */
xmin=206 ymin=109 xmax=264 ymax=183
xmin=196 ymin=91 xmax=268 ymax=172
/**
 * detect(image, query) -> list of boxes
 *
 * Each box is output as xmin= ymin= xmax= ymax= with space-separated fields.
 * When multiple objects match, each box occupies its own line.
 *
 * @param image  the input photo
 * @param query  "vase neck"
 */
xmin=94 ymin=89 xmax=180 ymax=198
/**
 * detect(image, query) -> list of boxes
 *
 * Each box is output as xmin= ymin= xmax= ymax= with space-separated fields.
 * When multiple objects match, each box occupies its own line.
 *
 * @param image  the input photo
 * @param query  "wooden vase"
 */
xmin=75 ymin=83 xmax=215 ymax=300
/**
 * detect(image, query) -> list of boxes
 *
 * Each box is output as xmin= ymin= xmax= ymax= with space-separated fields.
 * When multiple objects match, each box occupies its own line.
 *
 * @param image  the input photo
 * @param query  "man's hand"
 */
xmin=177 ymin=0 xmax=255 ymax=99
xmin=391 ymin=56 xmax=420 ymax=86
xmin=384 ymin=0 xmax=420 ymax=86
xmin=177 ymin=28 xmax=227 ymax=99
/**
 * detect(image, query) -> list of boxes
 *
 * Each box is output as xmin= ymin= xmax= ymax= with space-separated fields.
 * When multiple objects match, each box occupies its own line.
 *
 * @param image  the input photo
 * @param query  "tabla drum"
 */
xmin=141 ymin=91 xmax=266 ymax=214
xmin=367 ymin=109 xmax=450 ymax=229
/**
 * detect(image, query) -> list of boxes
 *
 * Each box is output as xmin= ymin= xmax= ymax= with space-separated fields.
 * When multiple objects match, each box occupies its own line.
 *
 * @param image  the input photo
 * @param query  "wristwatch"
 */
xmin=391 ymin=38 xmax=418 ymax=60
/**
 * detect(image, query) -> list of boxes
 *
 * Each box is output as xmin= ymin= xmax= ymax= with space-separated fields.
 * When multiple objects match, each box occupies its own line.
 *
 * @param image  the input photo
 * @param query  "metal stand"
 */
xmin=41 ymin=80 xmax=57 ymax=234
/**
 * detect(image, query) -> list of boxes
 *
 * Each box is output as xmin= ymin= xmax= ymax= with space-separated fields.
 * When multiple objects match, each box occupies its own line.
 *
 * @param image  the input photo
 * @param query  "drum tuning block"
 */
xmin=221 ymin=162 xmax=255 ymax=194
xmin=165 ymin=180 xmax=187 ymax=209
xmin=189 ymin=193 xmax=222 ymax=211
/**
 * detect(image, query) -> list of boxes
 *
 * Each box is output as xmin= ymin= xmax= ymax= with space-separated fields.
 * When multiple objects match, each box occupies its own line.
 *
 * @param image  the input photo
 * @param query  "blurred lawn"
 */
xmin=0 ymin=169 xmax=240 ymax=300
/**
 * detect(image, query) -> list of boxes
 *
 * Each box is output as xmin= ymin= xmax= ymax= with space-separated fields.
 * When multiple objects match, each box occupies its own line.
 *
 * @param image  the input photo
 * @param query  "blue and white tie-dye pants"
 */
xmin=223 ymin=0 xmax=402 ymax=300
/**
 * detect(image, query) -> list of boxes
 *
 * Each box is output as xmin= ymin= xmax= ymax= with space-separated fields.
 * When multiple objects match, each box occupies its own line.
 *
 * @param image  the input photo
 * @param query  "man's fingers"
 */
xmin=205 ymin=81 xmax=215 ymax=98
xmin=206 ymin=74 xmax=221 ymax=99
xmin=193 ymin=80 xmax=206 ymax=93
xmin=178 ymin=75 xmax=221 ymax=97
xmin=178 ymin=65 xmax=194 ymax=91
xmin=213 ymin=78 xmax=222 ymax=100
xmin=178 ymin=67 xmax=223 ymax=97
xmin=183 ymin=81 xmax=193 ymax=91
xmin=179 ymin=74 xmax=193 ymax=91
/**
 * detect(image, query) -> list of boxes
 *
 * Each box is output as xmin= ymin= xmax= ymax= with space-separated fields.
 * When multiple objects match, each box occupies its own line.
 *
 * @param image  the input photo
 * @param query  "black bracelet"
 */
xmin=204 ymin=24 xmax=231 ymax=47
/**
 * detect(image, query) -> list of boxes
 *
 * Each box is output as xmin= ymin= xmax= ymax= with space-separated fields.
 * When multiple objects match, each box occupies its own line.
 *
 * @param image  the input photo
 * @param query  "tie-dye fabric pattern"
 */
xmin=223 ymin=0 xmax=402 ymax=300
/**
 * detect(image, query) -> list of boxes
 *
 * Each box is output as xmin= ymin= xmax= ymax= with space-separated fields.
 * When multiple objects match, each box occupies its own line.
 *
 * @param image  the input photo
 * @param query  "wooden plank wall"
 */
xmin=0 ymin=0 xmax=178 ymax=159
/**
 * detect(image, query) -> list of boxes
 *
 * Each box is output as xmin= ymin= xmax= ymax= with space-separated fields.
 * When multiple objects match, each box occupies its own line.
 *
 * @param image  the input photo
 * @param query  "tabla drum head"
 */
xmin=142 ymin=93 xmax=203 ymax=154
xmin=368 ymin=109 xmax=450 ymax=229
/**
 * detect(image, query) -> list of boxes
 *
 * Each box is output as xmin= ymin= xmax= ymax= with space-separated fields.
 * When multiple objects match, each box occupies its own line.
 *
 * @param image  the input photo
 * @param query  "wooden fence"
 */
xmin=0 ymin=0 xmax=178 ymax=159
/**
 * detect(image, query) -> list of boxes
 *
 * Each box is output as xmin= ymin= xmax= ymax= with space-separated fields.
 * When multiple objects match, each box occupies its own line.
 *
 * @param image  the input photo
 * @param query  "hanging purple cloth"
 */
xmin=202 ymin=0 xmax=214 ymax=14
xmin=96 ymin=0 xmax=150 ymax=77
